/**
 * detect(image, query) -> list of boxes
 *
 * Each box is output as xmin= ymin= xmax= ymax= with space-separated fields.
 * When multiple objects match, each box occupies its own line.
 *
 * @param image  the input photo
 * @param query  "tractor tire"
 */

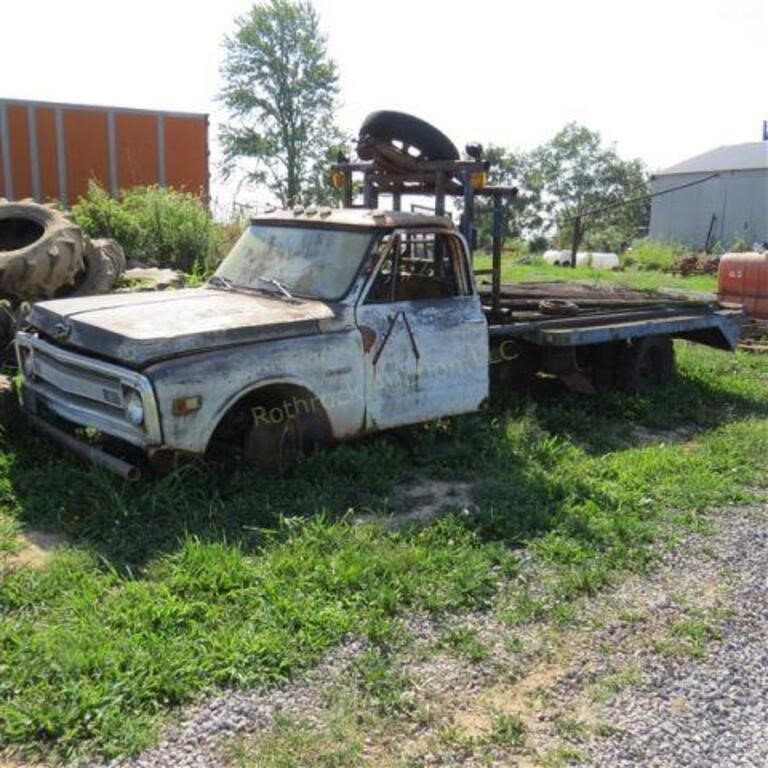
xmin=0 ymin=199 xmax=85 ymax=301
xmin=0 ymin=374 xmax=17 ymax=433
xmin=70 ymin=238 xmax=124 ymax=297
xmin=93 ymin=237 xmax=126 ymax=275
xmin=358 ymin=111 xmax=460 ymax=164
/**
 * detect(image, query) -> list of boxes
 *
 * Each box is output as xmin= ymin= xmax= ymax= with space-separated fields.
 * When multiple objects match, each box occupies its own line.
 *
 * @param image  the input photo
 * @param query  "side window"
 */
xmin=366 ymin=232 xmax=471 ymax=304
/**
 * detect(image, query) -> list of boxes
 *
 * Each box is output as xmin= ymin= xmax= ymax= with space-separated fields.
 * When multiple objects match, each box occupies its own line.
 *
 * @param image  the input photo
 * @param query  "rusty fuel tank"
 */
xmin=718 ymin=252 xmax=768 ymax=319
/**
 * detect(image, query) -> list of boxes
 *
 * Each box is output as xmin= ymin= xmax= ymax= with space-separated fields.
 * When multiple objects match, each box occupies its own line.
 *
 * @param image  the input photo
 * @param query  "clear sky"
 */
xmin=2 ymin=0 xmax=765 ymax=211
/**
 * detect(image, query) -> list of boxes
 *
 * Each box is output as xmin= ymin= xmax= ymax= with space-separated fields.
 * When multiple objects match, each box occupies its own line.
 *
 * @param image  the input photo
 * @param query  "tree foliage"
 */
xmin=219 ymin=0 xmax=344 ymax=207
xmin=477 ymin=124 xmax=649 ymax=253
xmin=533 ymin=123 xmax=649 ymax=252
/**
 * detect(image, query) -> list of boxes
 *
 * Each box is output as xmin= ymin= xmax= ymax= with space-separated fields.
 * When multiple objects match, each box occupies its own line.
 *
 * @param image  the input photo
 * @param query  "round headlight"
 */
xmin=124 ymin=389 xmax=145 ymax=426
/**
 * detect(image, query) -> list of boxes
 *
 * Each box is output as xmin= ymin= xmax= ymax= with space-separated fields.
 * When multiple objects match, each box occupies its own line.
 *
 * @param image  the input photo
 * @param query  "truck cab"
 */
xmin=15 ymin=208 xmax=489 ymax=476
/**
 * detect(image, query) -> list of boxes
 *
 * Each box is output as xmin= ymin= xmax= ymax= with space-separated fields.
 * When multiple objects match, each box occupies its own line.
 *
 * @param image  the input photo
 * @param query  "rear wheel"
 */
xmin=490 ymin=341 xmax=539 ymax=393
xmin=615 ymin=336 xmax=675 ymax=392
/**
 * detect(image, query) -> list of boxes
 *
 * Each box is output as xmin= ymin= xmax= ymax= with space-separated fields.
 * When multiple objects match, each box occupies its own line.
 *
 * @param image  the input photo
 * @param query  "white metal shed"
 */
xmin=649 ymin=143 xmax=768 ymax=249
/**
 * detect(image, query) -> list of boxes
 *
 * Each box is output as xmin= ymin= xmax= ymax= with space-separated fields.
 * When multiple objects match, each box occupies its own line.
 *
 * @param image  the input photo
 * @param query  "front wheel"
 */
xmin=243 ymin=411 xmax=304 ymax=474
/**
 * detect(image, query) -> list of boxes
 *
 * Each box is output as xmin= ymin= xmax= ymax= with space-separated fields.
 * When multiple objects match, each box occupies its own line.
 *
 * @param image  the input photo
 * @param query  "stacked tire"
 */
xmin=0 ymin=199 xmax=85 ymax=300
xmin=0 ymin=198 xmax=125 ymax=302
xmin=71 ymin=237 xmax=126 ymax=297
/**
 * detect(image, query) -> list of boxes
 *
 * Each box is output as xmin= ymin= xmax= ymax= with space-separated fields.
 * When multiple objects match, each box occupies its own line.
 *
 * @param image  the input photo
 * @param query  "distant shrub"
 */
xmin=528 ymin=235 xmax=550 ymax=254
xmin=622 ymin=239 xmax=687 ymax=271
xmin=71 ymin=183 xmax=230 ymax=274
xmin=729 ymin=236 xmax=752 ymax=253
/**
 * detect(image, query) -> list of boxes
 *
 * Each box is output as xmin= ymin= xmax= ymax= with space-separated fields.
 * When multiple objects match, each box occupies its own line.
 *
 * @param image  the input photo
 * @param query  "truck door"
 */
xmin=355 ymin=229 xmax=488 ymax=432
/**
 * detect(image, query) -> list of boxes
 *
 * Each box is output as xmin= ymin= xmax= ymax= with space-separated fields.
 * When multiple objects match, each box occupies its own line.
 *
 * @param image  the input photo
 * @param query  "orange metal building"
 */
xmin=0 ymin=98 xmax=209 ymax=206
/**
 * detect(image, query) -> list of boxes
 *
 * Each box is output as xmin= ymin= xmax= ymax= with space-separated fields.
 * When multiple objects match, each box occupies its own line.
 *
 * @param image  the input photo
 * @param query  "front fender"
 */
xmin=144 ymin=332 xmax=365 ymax=453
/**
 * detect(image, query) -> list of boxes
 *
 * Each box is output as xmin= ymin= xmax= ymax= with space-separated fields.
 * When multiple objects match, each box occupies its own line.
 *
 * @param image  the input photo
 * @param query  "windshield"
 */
xmin=214 ymin=224 xmax=374 ymax=301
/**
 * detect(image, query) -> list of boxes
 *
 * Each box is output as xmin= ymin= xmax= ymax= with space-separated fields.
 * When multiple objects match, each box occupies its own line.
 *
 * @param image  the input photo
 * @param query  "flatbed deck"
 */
xmin=480 ymin=281 xmax=743 ymax=351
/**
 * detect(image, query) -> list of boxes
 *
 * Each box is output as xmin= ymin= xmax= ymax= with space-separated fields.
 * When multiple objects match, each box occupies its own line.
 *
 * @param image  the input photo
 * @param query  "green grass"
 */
xmin=654 ymin=615 xmax=723 ymax=659
xmin=487 ymin=711 xmax=526 ymax=748
xmin=438 ymin=625 xmax=490 ymax=663
xmin=474 ymin=254 xmax=717 ymax=293
xmin=227 ymin=712 xmax=364 ymax=768
xmin=0 ymin=344 xmax=767 ymax=761
xmin=554 ymin=716 xmax=589 ymax=741
xmin=541 ymin=744 xmax=584 ymax=766
xmin=590 ymin=664 xmax=645 ymax=703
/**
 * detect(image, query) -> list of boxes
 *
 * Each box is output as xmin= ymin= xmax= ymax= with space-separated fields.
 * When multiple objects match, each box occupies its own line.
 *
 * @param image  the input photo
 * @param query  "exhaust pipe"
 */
xmin=27 ymin=413 xmax=141 ymax=482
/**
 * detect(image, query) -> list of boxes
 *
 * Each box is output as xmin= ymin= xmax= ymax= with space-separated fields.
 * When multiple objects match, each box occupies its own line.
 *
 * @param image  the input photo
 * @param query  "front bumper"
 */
xmin=26 ymin=412 xmax=142 ymax=480
xmin=15 ymin=332 xmax=162 ymax=449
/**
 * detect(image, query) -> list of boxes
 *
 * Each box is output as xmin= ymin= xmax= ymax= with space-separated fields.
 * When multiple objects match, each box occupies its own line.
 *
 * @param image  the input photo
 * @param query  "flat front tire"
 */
xmin=243 ymin=413 xmax=304 ymax=473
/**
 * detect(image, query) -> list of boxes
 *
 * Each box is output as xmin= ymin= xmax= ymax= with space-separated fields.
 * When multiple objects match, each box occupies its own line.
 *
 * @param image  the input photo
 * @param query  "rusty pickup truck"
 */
xmin=15 ymin=207 xmax=742 ymax=479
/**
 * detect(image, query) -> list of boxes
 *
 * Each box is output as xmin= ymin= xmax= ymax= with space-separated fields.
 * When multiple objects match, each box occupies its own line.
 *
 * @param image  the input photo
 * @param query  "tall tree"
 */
xmin=532 ymin=123 xmax=649 ymax=253
xmin=219 ymin=0 xmax=343 ymax=207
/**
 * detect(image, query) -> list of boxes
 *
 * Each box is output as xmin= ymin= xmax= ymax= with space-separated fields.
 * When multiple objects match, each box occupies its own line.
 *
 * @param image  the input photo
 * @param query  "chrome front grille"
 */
xmin=15 ymin=332 xmax=162 ymax=447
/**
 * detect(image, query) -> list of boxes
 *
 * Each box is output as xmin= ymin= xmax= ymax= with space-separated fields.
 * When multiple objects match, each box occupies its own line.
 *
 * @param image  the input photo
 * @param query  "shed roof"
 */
xmin=657 ymin=142 xmax=768 ymax=176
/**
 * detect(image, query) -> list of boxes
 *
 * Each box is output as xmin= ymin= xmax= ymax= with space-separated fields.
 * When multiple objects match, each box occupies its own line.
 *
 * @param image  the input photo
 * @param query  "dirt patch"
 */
xmin=5 ymin=529 xmax=67 ymax=570
xmin=354 ymin=479 xmax=474 ymax=527
xmin=398 ymin=480 xmax=473 ymax=522
xmin=630 ymin=425 xmax=696 ymax=446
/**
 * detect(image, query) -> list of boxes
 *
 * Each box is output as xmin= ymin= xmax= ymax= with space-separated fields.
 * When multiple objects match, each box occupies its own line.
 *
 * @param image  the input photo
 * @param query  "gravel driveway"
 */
xmin=579 ymin=503 xmax=768 ymax=768
xmin=83 ymin=502 xmax=768 ymax=768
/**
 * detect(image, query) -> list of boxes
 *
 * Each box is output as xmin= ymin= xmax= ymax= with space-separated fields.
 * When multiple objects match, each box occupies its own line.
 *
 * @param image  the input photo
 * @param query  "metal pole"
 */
xmin=1 ymin=103 xmax=14 ymax=199
xmin=342 ymin=175 xmax=353 ymax=208
xmin=462 ymin=169 xmax=474 ymax=253
xmin=492 ymin=192 xmax=503 ymax=314
xmin=27 ymin=413 xmax=141 ymax=481
xmin=434 ymin=170 xmax=445 ymax=216
xmin=363 ymin=173 xmax=374 ymax=209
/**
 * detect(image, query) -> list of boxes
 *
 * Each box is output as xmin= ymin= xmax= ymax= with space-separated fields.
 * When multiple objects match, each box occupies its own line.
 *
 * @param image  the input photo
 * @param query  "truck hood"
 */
xmin=26 ymin=288 xmax=340 ymax=367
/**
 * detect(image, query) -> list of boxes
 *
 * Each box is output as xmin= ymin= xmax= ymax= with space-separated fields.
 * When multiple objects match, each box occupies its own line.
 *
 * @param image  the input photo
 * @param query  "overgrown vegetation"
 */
xmin=623 ymin=239 xmax=687 ymax=271
xmin=0 ymin=341 xmax=766 ymax=762
xmin=71 ymin=183 xmax=230 ymax=274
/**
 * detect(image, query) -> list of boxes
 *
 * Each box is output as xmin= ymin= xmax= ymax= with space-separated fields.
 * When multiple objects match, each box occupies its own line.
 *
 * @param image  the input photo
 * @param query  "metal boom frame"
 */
xmin=330 ymin=157 xmax=517 ymax=314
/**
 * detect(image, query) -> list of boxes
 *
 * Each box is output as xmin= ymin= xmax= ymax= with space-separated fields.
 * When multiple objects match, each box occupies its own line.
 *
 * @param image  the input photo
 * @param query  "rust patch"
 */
xmin=359 ymin=324 xmax=377 ymax=353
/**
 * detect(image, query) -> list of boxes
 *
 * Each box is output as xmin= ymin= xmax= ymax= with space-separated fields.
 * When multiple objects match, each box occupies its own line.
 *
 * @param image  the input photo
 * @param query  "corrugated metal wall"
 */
xmin=0 ymin=99 xmax=209 ymax=206
xmin=650 ymin=170 xmax=768 ymax=249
